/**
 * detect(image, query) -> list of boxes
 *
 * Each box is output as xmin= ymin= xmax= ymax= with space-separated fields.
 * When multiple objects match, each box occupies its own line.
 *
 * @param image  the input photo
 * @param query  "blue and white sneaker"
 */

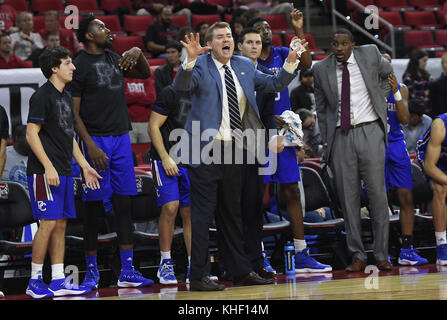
xmin=186 ymin=266 xmax=218 ymax=283
xmin=117 ymin=267 xmax=154 ymax=288
xmin=157 ymin=259 xmax=178 ymax=285
xmin=437 ymin=244 xmax=447 ymax=265
xmin=294 ymin=248 xmax=332 ymax=273
xmin=398 ymin=246 xmax=428 ymax=266
xmin=81 ymin=268 xmax=100 ymax=289
xmin=26 ymin=276 xmax=54 ymax=299
xmin=263 ymin=251 xmax=277 ymax=275
xmin=48 ymin=278 xmax=91 ymax=297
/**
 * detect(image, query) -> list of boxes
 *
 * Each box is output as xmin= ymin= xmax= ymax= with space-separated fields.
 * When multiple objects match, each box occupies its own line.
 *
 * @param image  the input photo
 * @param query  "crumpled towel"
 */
xmin=277 ymin=110 xmax=304 ymax=147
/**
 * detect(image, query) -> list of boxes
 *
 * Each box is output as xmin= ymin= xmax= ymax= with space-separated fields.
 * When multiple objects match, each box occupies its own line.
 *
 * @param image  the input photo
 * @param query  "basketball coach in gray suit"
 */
xmin=312 ymin=28 xmax=393 ymax=272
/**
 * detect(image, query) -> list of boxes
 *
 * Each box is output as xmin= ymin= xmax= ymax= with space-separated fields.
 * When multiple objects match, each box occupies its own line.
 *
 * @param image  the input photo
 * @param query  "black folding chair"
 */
xmin=0 ymin=181 xmax=37 ymax=292
xmin=300 ymin=166 xmax=346 ymax=269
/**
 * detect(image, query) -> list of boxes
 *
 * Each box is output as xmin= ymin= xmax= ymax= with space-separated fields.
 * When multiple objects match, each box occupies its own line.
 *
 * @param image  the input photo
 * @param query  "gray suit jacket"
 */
xmin=312 ymin=45 xmax=393 ymax=160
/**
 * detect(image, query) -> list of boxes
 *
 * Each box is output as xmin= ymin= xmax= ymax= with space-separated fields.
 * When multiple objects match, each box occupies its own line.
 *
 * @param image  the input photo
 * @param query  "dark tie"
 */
xmin=223 ymin=64 xmax=243 ymax=142
xmin=340 ymin=61 xmax=350 ymax=132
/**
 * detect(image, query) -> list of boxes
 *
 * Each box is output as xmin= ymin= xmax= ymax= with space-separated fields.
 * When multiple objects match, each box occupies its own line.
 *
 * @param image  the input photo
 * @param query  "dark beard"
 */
xmin=99 ymin=40 xmax=113 ymax=50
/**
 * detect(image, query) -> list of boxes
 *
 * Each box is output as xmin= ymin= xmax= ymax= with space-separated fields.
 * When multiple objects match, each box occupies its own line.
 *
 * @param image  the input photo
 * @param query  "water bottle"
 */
xmin=284 ymin=241 xmax=295 ymax=275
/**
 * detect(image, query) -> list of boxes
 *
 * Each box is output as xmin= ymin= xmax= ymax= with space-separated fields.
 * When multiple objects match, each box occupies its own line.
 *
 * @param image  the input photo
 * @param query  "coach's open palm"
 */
xmin=180 ymin=32 xmax=211 ymax=62
xmin=82 ymin=166 xmax=102 ymax=190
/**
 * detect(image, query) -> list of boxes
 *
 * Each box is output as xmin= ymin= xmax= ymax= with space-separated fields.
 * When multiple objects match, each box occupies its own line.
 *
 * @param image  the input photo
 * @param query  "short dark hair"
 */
xmin=77 ymin=14 xmax=96 ymax=44
xmin=39 ymin=46 xmax=72 ymax=79
xmin=296 ymin=108 xmax=314 ymax=123
xmin=299 ymin=69 xmax=313 ymax=81
xmin=165 ymin=40 xmax=182 ymax=53
xmin=237 ymin=27 xmax=260 ymax=44
xmin=246 ymin=16 xmax=267 ymax=28
xmin=44 ymin=31 xmax=59 ymax=41
xmin=408 ymin=99 xmax=426 ymax=116
xmin=333 ymin=28 xmax=354 ymax=42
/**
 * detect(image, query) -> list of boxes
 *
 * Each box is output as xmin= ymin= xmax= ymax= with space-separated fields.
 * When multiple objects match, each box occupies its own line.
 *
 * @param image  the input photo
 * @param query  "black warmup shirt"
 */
xmin=149 ymin=85 xmax=191 ymax=161
xmin=27 ymin=81 xmax=74 ymax=176
xmin=70 ymin=50 xmax=131 ymax=136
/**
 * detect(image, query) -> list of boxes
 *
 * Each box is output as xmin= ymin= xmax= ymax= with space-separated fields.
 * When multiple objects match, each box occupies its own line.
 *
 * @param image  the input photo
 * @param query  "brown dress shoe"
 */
xmin=345 ymin=259 xmax=367 ymax=272
xmin=376 ymin=260 xmax=393 ymax=271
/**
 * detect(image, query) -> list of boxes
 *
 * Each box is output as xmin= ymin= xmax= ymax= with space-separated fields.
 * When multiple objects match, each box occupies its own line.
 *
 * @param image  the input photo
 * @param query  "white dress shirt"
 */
xmin=336 ymin=52 xmax=378 ymax=127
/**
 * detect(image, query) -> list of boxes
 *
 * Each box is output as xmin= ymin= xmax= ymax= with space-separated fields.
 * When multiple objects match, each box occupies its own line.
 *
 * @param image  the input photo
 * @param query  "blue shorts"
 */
xmin=151 ymin=159 xmax=190 ymax=207
xmin=81 ymin=133 xmax=137 ymax=202
xmin=264 ymin=146 xmax=301 ymax=184
xmin=27 ymin=174 xmax=76 ymax=221
xmin=385 ymin=139 xmax=413 ymax=190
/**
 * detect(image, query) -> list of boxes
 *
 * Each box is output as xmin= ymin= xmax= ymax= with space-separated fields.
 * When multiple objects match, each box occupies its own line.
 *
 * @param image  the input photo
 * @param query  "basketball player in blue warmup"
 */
xmin=417 ymin=113 xmax=447 ymax=265
xmin=382 ymin=54 xmax=427 ymax=266
xmin=25 ymin=47 xmax=101 ymax=299
xmin=71 ymin=15 xmax=153 ymax=289
xmin=247 ymin=11 xmax=332 ymax=272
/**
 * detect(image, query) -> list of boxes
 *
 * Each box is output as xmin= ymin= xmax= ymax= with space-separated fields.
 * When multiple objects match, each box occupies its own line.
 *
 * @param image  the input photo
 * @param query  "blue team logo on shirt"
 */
xmin=9 ymin=165 xmax=27 ymax=186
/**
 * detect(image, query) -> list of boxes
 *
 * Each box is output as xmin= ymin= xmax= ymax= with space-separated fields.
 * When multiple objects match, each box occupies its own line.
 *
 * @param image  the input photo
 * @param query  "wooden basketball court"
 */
xmin=4 ymin=264 xmax=447 ymax=301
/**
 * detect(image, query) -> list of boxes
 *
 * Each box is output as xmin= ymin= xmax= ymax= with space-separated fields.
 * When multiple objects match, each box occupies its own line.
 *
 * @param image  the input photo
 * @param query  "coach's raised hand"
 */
xmin=180 ymin=32 xmax=211 ymax=63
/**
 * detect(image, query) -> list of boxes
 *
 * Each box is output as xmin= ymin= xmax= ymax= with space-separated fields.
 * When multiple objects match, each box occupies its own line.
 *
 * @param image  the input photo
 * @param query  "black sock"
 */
xmin=401 ymin=234 xmax=413 ymax=249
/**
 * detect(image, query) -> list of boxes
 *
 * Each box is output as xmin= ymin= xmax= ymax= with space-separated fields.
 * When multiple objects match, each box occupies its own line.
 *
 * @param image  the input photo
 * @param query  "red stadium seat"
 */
xmin=31 ymin=0 xmax=64 ymax=14
xmin=33 ymin=15 xmax=45 ymax=32
xmin=404 ymin=30 xmax=444 ymax=51
xmin=437 ymin=10 xmax=447 ymax=25
xmin=435 ymin=50 xmax=447 ymax=57
xmin=435 ymin=30 xmax=447 ymax=47
xmin=261 ymin=14 xmax=290 ymax=32
xmin=5 ymin=0 xmax=29 ymax=12
xmin=124 ymin=15 xmax=154 ymax=35
xmin=313 ymin=54 xmax=328 ymax=60
xmin=347 ymin=0 xmax=375 ymax=9
xmin=207 ymin=0 xmax=232 ymax=8
xmin=224 ymin=14 xmax=232 ymax=23
xmin=148 ymin=58 xmax=167 ymax=66
xmin=379 ymin=11 xmax=411 ymax=30
xmin=408 ymin=0 xmax=442 ymax=11
xmin=98 ymin=15 xmax=126 ymax=36
xmin=272 ymin=33 xmax=282 ymax=47
xmin=376 ymin=0 xmax=414 ymax=12
xmin=66 ymin=0 xmax=104 ymax=14
xmin=113 ymin=36 xmax=145 ymax=54
xmin=404 ymin=11 xmax=443 ymax=30
xmin=172 ymin=15 xmax=189 ymax=27
xmin=101 ymin=0 xmax=133 ymax=12
xmin=191 ymin=14 xmax=221 ymax=29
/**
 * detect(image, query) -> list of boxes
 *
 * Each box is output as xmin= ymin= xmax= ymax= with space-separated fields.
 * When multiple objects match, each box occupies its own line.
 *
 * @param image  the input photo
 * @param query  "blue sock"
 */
xmin=120 ymin=249 xmax=133 ymax=270
xmin=86 ymin=255 xmax=97 ymax=271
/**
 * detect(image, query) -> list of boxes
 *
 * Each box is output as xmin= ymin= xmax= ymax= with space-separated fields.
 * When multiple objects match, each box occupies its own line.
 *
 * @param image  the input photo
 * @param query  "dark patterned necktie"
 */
xmin=341 ymin=61 xmax=351 ymax=132
xmin=223 ymin=64 xmax=243 ymax=142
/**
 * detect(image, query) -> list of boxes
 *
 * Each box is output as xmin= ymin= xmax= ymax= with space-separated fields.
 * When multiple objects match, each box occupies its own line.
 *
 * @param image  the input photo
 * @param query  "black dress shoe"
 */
xmin=254 ymin=267 xmax=276 ymax=280
xmin=189 ymin=276 xmax=225 ymax=291
xmin=233 ymin=271 xmax=273 ymax=285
